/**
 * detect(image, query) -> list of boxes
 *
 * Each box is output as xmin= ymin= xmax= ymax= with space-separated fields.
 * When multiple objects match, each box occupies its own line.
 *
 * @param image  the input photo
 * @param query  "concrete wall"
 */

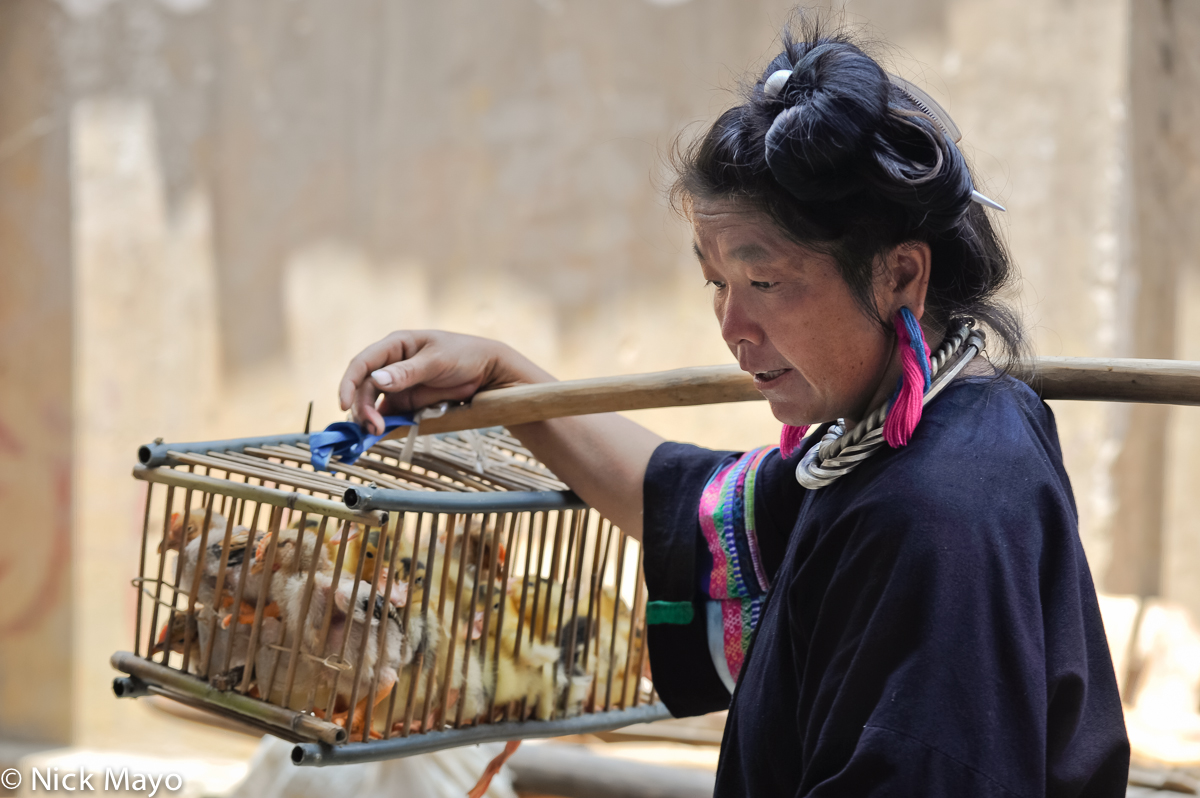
xmin=1148 ymin=0 xmax=1200 ymax=619
xmin=0 ymin=0 xmax=1197 ymax=750
xmin=0 ymin=0 xmax=74 ymax=746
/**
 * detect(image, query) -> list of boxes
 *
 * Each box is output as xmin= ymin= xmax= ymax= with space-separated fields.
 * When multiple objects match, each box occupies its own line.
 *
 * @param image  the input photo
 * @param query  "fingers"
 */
xmin=350 ymin=349 xmax=455 ymax=435
xmin=357 ymin=383 xmax=472 ymax=436
xmin=338 ymin=332 xmax=423 ymax=411
xmin=341 ymin=334 xmax=420 ymax=434
xmin=342 ymin=332 xmax=455 ymax=435
xmin=339 ymin=330 xmax=528 ymax=435
xmin=379 ymin=380 xmax=480 ymax=416
xmin=352 ymin=381 xmax=387 ymax=437
xmin=364 ymin=349 xmax=447 ymax=398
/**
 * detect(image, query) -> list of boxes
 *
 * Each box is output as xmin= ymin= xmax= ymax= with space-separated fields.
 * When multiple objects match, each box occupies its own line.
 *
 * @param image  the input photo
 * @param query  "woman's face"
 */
xmin=692 ymin=199 xmax=900 ymax=427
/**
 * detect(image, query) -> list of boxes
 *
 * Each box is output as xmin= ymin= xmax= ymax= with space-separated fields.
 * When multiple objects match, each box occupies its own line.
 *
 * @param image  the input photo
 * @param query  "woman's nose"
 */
xmin=718 ymin=291 xmax=763 ymax=348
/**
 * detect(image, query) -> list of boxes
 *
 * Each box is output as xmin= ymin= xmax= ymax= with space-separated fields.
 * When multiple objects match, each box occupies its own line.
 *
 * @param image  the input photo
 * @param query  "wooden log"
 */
xmin=1021 ymin=357 xmax=1200 ymax=406
xmin=388 ymin=357 xmax=1200 ymax=439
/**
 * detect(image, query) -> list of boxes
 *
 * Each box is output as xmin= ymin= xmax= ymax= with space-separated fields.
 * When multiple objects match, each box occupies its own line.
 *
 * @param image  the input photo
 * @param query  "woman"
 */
xmin=338 ymin=21 xmax=1129 ymax=796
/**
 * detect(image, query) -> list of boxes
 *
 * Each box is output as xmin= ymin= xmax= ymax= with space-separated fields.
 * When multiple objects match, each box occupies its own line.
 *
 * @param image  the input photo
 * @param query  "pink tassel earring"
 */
xmin=780 ymin=424 xmax=810 ymax=458
xmin=882 ymin=307 xmax=932 ymax=448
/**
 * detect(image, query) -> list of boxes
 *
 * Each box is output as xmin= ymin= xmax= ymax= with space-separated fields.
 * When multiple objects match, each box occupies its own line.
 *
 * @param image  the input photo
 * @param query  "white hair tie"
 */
xmin=763 ymin=69 xmax=792 ymax=98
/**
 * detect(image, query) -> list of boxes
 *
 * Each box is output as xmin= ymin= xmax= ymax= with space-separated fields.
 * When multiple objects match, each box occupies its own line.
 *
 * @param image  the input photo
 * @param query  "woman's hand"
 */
xmin=337 ymin=328 xmax=662 ymax=538
xmin=337 ymin=330 xmax=552 ymax=435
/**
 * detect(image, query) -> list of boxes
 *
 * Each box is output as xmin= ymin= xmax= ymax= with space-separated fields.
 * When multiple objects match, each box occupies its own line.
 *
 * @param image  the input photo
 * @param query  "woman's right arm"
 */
xmin=337 ymin=330 xmax=664 ymax=539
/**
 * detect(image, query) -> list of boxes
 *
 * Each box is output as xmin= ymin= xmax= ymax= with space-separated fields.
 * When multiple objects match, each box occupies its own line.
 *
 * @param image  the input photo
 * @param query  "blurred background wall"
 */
xmin=0 ymin=0 xmax=1197 ymax=752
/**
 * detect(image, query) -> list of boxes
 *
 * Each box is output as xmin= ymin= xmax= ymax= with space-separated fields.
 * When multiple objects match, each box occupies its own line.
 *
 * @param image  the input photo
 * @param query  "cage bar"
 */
xmin=292 ymin=702 xmax=673 ymax=767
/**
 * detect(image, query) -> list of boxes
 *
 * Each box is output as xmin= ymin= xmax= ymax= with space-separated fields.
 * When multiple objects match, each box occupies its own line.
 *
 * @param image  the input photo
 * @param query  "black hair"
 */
xmin=671 ymin=15 xmax=1026 ymax=369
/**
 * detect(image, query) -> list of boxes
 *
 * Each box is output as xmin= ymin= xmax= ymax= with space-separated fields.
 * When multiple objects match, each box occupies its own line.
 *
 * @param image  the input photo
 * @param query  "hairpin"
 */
xmin=761 ymin=68 xmax=1006 ymax=212
xmin=887 ymin=75 xmax=1006 ymax=212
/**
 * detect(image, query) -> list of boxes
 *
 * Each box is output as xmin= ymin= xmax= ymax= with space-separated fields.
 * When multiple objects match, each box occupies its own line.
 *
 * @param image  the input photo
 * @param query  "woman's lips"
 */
xmin=752 ymin=368 xmax=791 ymax=387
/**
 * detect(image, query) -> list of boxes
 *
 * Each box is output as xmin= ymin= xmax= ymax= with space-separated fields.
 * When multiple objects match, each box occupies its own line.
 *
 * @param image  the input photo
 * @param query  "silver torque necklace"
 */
xmin=795 ymin=322 xmax=986 ymax=489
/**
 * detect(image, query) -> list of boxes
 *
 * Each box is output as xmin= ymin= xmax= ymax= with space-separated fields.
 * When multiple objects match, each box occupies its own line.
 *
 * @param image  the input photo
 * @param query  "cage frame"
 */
xmin=116 ymin=429 xmax=667 ymax=766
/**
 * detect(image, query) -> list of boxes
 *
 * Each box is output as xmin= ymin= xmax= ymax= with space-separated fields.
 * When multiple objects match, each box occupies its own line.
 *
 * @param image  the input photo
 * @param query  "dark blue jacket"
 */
xmin=643 ymin=376 xmax=1129 ymax=797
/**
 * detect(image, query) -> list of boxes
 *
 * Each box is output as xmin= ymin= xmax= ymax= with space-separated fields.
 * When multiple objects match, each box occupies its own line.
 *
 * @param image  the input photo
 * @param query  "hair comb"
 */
xmin=887 ymin=74 xmax=1006 ymax=212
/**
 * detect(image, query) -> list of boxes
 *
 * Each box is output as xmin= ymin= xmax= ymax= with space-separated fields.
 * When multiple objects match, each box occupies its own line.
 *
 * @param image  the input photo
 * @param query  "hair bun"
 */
xmin=762 ymin=40 xmax=890 ymax=202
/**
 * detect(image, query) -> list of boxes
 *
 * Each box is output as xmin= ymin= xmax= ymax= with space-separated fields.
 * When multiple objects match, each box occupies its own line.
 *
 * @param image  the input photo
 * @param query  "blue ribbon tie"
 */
xmin=309 ymin=415 xmax=417 ymax=471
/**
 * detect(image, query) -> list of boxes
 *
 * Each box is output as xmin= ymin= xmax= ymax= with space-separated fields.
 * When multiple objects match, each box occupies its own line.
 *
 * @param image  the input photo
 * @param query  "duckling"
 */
xmin=261 ymin=572 xmax=413 ymax=738
xmin=593 ymin=585 xmax=643 ymax=708
xmin=255 ymin=528 xmax=409 ymax=725
xmin=450 ymin=514 xmax=505 ymax=578
xmin=509 ymin=576 xmax=563 ymax=642
xmin=372 ymin=552 xmax=424 ymax=611
xmin=381 ymin=612 xmax=440 ymax=734
xmin=194 ymin=604 xmax=253 ymax=681
xmin=512 ymin=576 xmax=596 ymax=716
xmin=436 ymin=516 xmax=505 ymax=619
xmin=159 ymin=508 xmax=228 ymax=554
xmin=382 ymin=554 xmax=493 ymax=734
xmin=251 ymin=525 xmax=332 ymax=581
xmin=287 ymin=515 xmax=370 ymax=573
xmin=488 ymin=586 xmax=561 ymax=721
xmin=385 ymin=616 xmax=490 ymax=733
xmin=151 ymin=606 xmax=252 ymax=685
xmin=329 ymin=523 xmax=425 ymax=604
xmin=510 ymin=576 xmax=592 ymax=667
xmin=177 ymin=525 xmax=265 ymax=622
xmin=151 ymin=610 xmax=199 ymax=659
xmin=324 ymin=523 xmax=369 ymax=574
xmin=231 ymin=525 xmax=332 ymax=628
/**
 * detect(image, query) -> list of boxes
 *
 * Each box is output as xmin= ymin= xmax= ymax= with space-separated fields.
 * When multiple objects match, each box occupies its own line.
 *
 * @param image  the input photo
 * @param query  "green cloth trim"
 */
xmin=646 ymin=600 xmax=695 ymax=626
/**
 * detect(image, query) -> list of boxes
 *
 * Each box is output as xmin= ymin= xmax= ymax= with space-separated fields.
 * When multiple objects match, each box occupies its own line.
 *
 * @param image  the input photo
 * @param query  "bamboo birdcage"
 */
xmin=113 ymin=426 xmax=669 ymax=766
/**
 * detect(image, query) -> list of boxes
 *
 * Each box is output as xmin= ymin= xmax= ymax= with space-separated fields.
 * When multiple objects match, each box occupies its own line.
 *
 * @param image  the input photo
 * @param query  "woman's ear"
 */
xmin=878 ymin=242 xmax=932 ymax=320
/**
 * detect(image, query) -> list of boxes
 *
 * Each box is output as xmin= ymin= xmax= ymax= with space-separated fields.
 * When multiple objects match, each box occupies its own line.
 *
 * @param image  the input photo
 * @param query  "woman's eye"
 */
xmin=751 ymin=281 xmax=779 ymax=290
xmin=705 ymin=280 xmax=726 ymax=289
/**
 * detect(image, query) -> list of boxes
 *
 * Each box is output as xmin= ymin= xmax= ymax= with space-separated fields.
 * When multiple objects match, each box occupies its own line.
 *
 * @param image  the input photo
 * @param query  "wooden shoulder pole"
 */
xmin=391 ymin=358 xmax=1200 ymax=438
xmin=1020 ymin=357 xmax=1200 ymax=406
